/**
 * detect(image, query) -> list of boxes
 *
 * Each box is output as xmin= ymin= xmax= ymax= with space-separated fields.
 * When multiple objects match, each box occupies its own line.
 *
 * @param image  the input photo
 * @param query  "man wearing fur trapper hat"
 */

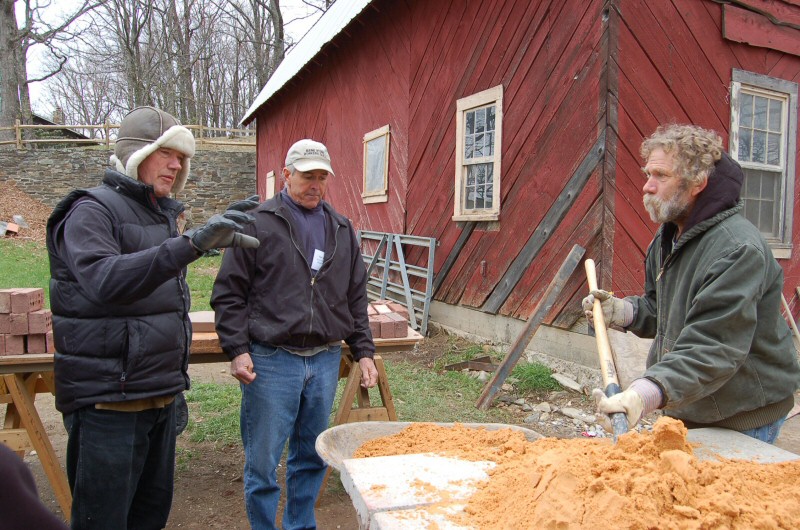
xmin=46 ymin=106 xmax=259 ymax=529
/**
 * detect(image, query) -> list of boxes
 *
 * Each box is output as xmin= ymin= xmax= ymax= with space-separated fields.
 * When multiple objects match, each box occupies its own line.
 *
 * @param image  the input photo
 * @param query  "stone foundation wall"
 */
xmin=0 ymin=147 xmax=256 ymax=227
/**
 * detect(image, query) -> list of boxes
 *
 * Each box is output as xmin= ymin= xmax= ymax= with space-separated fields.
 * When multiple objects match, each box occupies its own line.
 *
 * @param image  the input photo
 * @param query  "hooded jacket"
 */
xmin=211 ymin=192 xmax=374 ymax=361
xmin=46 ymin=170 xmax=197 ymax=414
xmin=626 ymin=153 xmax=800 ymax=430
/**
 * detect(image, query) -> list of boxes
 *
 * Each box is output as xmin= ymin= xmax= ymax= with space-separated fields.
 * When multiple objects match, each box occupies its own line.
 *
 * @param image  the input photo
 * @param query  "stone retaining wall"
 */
xmin=0 ymin=147 xmax=256 ymax=227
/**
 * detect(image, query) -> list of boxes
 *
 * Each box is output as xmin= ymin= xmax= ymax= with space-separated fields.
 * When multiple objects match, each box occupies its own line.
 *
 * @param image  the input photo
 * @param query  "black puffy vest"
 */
xmin=46 ymin=171 xmax=191 ymax=414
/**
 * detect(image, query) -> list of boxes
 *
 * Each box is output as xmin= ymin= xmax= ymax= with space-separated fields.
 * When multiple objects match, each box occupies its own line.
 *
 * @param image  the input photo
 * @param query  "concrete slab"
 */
xmin=340 ymin=454 xmax=493 ymax=529
xmin=371 ymin=504 xmax=470 ymax=530
xmin=689 ymin=427 xmax=800 ymax=463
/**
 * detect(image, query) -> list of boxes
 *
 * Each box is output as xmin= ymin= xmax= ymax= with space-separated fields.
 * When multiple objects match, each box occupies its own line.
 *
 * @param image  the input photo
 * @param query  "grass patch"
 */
xmin=511 ymin=361 xmax=562 ymax=392
xmin=430 ymin=338 xmax=502 ymax=372
xmin=175 ymin=447 xmax=197 ymax=472
xmin=184 ymin=383 xmax=242 ymax=444
xmin=187 ymin=254 xmax=222 ymax=311
xmin=0 ymin=240 xmax=51 ymax=307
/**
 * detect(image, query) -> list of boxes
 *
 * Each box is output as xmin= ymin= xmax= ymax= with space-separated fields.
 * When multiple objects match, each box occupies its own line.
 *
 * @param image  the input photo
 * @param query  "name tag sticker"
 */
xmin=312 ymin=249 xmax=325 ymax=270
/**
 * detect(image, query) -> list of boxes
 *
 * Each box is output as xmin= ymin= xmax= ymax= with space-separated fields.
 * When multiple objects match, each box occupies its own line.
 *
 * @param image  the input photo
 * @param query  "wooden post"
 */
xmin=15 ymin=119 xmax=22 ymax=149
xmin=476 ymin=244 xmax=585 ymax=410
xmin=104 ymin=120 xmax=110 ymax=149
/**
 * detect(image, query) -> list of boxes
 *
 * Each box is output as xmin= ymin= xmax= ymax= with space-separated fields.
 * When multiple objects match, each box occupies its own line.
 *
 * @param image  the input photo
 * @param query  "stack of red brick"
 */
xmin=0 ymin=288 xmax=54 ymax=355
xmin=368 ymin=300 xmax=409 ymax=339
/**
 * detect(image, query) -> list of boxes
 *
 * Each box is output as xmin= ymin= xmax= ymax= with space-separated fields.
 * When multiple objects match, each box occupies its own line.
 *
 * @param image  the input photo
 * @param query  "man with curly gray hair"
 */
xmin=583 ymin=124 xmax=799 ymax=443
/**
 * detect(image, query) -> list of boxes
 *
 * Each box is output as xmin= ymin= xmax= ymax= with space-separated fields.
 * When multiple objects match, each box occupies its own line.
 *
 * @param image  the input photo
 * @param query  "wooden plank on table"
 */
xmin=476 ymin=244 xmax=586 ymax=410
xmin=4 ymin=373 xmax=72 ymax=520
xmin=723 ymin=4 xmax=800 ymax=56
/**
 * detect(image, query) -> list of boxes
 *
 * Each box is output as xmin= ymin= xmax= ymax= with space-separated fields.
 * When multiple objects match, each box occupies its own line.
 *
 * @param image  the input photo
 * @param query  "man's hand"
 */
xmin=188 ymin=210 xmax=259 ymax=252
xmin=592 ymin=388 xmax=643 ymax=432
xmin=358 ymin=358 xmax=379 ymax=389
xmin=231 ymin=353 xmax=257 ymax=384
xmin=226 ymin=194 xmax=261 ymax=213
xmin=581 ymin=289 xmax=633 ymax=328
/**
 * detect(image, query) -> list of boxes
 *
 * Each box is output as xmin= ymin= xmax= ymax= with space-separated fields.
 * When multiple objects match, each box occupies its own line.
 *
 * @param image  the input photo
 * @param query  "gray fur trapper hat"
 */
xmin=110 ymin=106 xmax=196 ymax=193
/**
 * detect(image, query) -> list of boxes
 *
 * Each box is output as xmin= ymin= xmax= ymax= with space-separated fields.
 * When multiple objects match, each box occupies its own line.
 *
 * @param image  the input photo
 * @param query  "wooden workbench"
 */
xmin=0 ymin=328 xmax=423 ymax=521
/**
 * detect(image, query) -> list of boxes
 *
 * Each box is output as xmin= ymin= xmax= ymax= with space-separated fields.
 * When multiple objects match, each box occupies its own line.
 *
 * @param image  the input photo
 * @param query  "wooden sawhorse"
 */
xmin=318 ymin=354 xmax=397 ymax=502
xmin=333 ymin=354 xmax=397 ymax=425
xmin=1 ymin=370 xmax=71 ymax=520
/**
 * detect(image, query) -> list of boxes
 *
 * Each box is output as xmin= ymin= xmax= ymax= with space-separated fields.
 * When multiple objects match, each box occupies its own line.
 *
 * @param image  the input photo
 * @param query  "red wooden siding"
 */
xmin=615 ymin=0 xmax=800 ymax=316
xmin=406 ymin=0 xmax=607 ymax=322
xmin=251 ymin=0 xmax=800 ymax=329
xmin=254 ymin=2 xmax=411 ymax=235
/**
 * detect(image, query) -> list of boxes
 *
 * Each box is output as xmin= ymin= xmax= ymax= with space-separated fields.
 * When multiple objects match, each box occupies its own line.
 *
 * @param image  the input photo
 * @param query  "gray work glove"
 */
xmin=226 ymin=194 xmax=261 ymax=212
xmin=186 ymin=196 xmax=261 ymax=252
xmin=581 ymin=289 xmax=634 ymax=328
xmin=592 ymin=388 xmax=644 ymax=433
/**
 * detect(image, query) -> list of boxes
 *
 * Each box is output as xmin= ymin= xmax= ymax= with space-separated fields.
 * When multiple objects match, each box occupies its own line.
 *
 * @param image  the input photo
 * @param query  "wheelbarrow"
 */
xmin=315 ymin=421 xmax=543 ymax=471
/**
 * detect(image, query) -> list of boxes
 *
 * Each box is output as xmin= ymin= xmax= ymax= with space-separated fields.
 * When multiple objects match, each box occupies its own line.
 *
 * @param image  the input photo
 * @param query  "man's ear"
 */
xmin=282 ymin=167 xmax=291 ymax=182
xmin=691 ymin=175 xmax=709 ymax=197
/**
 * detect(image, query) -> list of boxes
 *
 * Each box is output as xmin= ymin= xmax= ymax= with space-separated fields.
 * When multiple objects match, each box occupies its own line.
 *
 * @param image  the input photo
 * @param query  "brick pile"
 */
xmin=368 ymin=300 xmax=409 ymax=339
xmin=0 ymin=288 xmax=54 ymax=355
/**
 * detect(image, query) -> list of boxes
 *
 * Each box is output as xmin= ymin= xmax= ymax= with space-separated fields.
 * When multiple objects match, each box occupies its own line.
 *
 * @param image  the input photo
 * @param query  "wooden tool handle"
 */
xmin=584 ymin=259 xmax=629 ymax=440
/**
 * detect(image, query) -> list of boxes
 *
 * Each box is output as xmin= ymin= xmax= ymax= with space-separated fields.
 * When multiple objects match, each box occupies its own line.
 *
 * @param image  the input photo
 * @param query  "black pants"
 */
xmin=63 ymin=402 xmax=177 ymax=530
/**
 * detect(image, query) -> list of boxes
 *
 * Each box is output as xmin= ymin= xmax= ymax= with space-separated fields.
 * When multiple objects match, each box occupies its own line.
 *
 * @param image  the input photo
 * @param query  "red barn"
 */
xmin=242 ymin=0 xmax=800 ymax=353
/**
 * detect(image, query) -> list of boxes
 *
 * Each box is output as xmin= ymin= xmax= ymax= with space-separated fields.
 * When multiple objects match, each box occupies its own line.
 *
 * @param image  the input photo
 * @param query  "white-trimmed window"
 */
xmin=454 ymin=85 xmax=503 ymax=221
xmin=265 ymin=170 xmax=275 ymax=199
xmin=362 ymin=125 xmax=390 ymax=204
xmin=730 ymin=69 xmax=797 ymax=258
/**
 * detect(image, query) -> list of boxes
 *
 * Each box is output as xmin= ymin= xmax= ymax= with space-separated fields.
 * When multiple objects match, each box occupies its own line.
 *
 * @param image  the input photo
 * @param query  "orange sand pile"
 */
xmin=355 ymin=418 xmax=800 ymax=529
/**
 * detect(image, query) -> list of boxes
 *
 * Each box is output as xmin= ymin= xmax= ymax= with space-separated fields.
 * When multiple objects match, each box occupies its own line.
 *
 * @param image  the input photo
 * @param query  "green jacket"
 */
xmin=627 ymin=201 xmax=799 ymax=430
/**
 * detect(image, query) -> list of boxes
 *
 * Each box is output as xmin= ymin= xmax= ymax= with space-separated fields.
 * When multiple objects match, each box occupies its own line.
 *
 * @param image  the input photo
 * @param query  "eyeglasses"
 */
xmin=641 ymin=168 xmax=675 ymax=182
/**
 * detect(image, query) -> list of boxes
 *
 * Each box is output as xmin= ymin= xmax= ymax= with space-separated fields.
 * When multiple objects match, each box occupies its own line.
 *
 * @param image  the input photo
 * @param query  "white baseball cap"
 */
xmin=285 ymin=139 xmax=335 ymax=175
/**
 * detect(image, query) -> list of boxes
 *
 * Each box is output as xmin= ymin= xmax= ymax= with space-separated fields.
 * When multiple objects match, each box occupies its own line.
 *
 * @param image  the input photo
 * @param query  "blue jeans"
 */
xmin=241 ymin=343 xmax=341 ymax=530
xmin=63 ymin=402 xmax=177 ymax=530
xmin=740 ymin=417 xmax=786 ymax=444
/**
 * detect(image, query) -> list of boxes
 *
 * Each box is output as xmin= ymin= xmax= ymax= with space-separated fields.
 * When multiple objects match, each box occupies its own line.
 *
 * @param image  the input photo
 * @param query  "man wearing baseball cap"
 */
xmin=212 ymin=139 xmax=378 ymax=529
xmin=47 ymin=106 xmax=259 ymax=529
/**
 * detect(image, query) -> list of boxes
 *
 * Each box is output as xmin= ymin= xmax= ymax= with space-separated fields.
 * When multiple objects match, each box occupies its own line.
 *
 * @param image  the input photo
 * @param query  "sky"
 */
xmin=20 ymin=0 xmax=325 ymax=114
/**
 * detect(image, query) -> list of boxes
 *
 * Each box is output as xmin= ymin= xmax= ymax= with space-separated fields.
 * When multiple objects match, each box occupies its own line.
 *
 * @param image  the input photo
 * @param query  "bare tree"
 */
xmin=33 ymin=0 xmax=334 ymax=132
xmin=0 ymin=0 xmax=105 ymax=141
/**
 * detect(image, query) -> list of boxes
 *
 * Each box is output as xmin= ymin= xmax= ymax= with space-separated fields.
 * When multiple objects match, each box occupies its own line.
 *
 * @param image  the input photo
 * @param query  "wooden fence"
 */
xmin=0 ymin=120 xmax=255 ymax=149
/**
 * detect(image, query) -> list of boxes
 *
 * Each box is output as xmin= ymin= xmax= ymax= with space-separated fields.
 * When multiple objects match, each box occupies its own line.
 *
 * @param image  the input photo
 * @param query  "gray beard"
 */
xmin=643 ymin=192 xmax=690 ymax=224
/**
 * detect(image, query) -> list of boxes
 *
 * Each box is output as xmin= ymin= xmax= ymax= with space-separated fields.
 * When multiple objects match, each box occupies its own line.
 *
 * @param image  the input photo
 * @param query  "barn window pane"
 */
xmin=473 ymin=133 xmax=484 ymax=157
xmin=487 ymin=106 xmax=496 ymax=131
xmin=752 ymin=130 xmax=766 ymax=164
xmin=768 ymin=100 xmax=782 ymax=132
xmin=767 ymin=134 xmax=780 ymax=166
xmin=740 ymin=93 xmax=754 ymax=127
xmin=362 ymin=125 xmax=391 ymax=201
xmin=465 ymin=135 xmax=474 ymax=159
xmin=466 ymin=166 xmax=476 ymax=187
xmin=365 ymin=136 xmax=386 ymax=193
xmin=738 ymin=129 xmax=752 ymax=160
xmin=475 ymin=108 xmax=485 ymax=134
xmin=466 ymin=111 xmax=474 ymax=135
xmin=754 ymin=96 xmax=768 ymax=130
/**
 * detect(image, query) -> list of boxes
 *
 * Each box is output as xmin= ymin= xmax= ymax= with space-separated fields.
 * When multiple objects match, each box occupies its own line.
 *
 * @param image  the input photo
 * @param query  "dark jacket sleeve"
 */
xmin=343 ymin=224 xmax=375 ymax=361
xmin=210 ymin=227 xmax=258 ymax=359
xmin=57 ymin=200 xmax=198 ymax=305
xmin=0 ymin=444 xmax=69 ymax=530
